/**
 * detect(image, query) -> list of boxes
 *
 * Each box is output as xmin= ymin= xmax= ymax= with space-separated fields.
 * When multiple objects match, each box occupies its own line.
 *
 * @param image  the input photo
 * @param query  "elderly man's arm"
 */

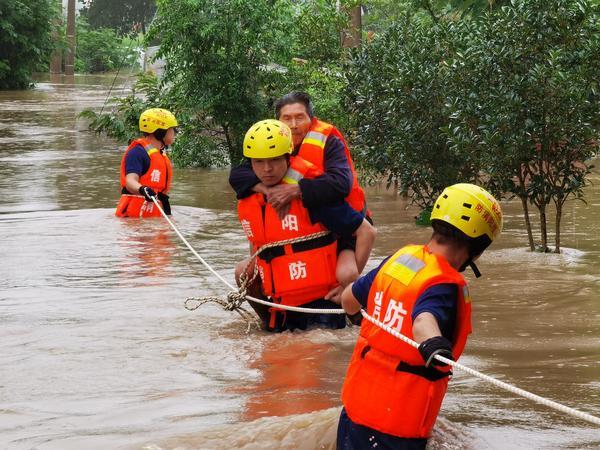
xmin=298 ymin=136 xmax=352 ymax=208
xmin=265 ymin=135 xmax=353 ymax=217
xmin=229 ymin=160 xmax=269 ymax=198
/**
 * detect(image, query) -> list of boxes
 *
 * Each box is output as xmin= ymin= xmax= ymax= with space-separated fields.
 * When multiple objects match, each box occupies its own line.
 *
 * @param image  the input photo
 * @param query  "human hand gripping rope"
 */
xmin=150 ymin=196 xmax=600 ymax=426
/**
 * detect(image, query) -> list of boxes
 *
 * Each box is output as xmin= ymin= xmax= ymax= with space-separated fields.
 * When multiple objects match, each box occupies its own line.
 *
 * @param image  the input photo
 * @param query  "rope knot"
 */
xmin=225 ymin=290 xmax=246 ymax=310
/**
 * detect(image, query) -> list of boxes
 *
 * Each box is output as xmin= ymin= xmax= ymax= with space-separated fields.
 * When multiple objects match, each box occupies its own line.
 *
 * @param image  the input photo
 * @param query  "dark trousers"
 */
xmin=337 ymin=407 xmax=427 ymax=450
xmin=249 ymin=298 xmax=346 ymax=332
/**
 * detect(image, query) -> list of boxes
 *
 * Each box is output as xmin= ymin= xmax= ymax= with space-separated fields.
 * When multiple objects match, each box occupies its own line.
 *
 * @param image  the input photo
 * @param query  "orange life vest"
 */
xmin=237 ymin=156 xmax=338 ymax=308
xmin=115 ymin=138 xmax=172 ymax=218
xmin=341 ymin=245 xmax=472 ymax=438
xmin=297 ymin=118 xmax=368 ymax=216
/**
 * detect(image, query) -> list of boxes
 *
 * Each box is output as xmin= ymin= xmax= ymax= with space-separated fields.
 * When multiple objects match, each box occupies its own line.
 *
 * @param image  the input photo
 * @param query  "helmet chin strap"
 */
xmin=469 ymin=261 xmax=482 ymax=278
xmin=459 ymin=259 xmax=482 ymax=278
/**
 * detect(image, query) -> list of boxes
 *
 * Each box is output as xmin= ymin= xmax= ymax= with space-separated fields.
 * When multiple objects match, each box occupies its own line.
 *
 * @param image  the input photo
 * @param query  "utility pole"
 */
xmin=65 ymin=0 xmax=76 ymax=76
xmin=49 ymin=0 xmax=63 ymax=74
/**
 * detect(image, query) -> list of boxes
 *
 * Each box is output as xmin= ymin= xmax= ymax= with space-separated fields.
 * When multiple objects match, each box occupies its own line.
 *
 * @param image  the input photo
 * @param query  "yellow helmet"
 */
xmin=430 ymin=183 xmax=503 ymax=243
xmin=139 ymin=108 xmax=178 ymax=133
xmin=243 ymin=119 xmax=293 ymax=158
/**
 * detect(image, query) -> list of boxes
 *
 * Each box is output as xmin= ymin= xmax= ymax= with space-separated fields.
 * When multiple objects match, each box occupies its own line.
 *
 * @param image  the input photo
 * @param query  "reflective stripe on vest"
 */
xmin=282 ymin=168 xmax=303 ymax=185
xmin=341 ymin=244 xmax=472 ymax=438
xmin=297 ymin=118 xmax=368 ymax=215
xmin=384 ymin=253 xmax=427 ymax=285
xmin=303 ymin=130 xmax=328 ymax=148
xmin=281 ymin=155 xmax=322 ymax=185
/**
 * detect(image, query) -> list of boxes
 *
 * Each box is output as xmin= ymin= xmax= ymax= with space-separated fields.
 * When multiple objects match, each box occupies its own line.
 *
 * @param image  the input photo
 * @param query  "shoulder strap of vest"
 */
xmin=129 ymin=137 xmax=159 ymax=156
xmin=282 ymin=156 xmax=321 ymax=184
xmin=382 ymin=245 xmax=465 ymax=289
xmin=311 ymin=118 xmax=334 ymax=133
xmin=380 ymin=245 xmax=428 ymax=286
xmin=302 ymin=118 xmax=334 ymax=150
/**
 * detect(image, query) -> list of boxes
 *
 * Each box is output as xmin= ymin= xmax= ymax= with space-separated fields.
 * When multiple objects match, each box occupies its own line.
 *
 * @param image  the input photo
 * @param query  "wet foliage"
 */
xmin=82 ymin=0 xmax=354 ymax=166
xmin=80 ymin=0 xmax=157 ymax=36
xmin=75 ymin=18 xmax=140 ymax=73
xmin=346 ymin=0 xmax=599 ymax=251
xmin=0 ymin=0 xmax=56 ymax=89
xmin=80 ymin=0 xmax=599 ymax=251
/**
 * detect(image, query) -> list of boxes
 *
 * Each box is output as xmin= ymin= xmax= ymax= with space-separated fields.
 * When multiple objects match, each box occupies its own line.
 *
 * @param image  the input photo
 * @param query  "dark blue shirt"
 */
xmin=124 ymin=144 xmax=151 ymax=176
xmin=310 ymin=202 xmax=364 ymax=236
xmin=229 ymin=135 xmax=353 ymax=208
xmin=351 ymin=258 xmax=458 ymax=340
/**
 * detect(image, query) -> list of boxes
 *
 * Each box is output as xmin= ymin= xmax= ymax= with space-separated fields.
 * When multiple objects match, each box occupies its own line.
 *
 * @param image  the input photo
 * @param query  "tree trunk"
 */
xmin=517 ymin=172 xmax=535 ymax=251
xmin=539 ymin=203 xmax=548 ymax=252
xmin=223 ymin=124 xmax=237 ymax=165
xmin=341 ymin=5 xmax=362 ymax=48
xmin=50 ymin=0 xmax=63 ymax=74
xmin=65 ymin=0 xmax=76 ymax=76
xmin=554 ymin=202 xmax=562 ymax=253
xmin=519 ymin=195 xmax=535 ymax=251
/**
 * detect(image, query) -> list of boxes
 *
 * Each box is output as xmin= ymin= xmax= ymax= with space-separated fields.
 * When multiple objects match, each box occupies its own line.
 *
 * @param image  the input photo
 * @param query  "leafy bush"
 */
xmin=79 ymin=72 xmax=160 ymax=143
xmin=83 ymin=0 xmax=354 ymax=167
xmin=347 ymin=0 xmax=599 ymax=250
xmin=345 ymin=16 xmax=482 ymax=209
xmin=0 ymin=0 xmax=56 ymax=89
xmin=445 ymin=0 xmax=599 ymax=252
xmin=75 ymin=18 xmax=139 ymax=73
xmin=80 ymin=0 xmax=157 ymax=36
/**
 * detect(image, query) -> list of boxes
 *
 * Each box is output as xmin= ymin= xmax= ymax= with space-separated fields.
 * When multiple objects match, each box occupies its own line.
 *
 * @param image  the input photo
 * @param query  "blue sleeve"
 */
xmin=299 ymin=136 xmax=353 ymax=208
xmin=351 ymin=257 xmax=391 ymax=308
xmin=124 ymin=145 xmax=150 ymax=176
xmin=310 ymin=202 xmax=364 ymax=235
xmin=412 ymin=283 xmax=458 ymax=341
xmin=229 ymin=159 xmax=261 ymax=199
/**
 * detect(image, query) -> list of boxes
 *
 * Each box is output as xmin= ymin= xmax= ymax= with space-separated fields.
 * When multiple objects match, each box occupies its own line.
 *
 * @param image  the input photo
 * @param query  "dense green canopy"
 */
xmin=82 ymin=0 xmax=599 ymax=252
xmin=0 ymin=0 xmax=55 ymax=89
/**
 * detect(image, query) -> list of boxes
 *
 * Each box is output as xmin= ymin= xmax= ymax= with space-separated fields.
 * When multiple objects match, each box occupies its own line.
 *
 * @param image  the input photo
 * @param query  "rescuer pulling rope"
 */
xmin=147 ymin=191 xmax=600 ymax=428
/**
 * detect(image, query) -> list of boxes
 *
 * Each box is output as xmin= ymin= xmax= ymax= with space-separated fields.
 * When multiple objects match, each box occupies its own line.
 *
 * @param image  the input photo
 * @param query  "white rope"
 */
xmin=150 ymin=197 xmax=345 ymax=314
xmin=360 ymin=309 xmax=600 ymax=426
xmin=150 ymin=197 xmax=599 ymax=425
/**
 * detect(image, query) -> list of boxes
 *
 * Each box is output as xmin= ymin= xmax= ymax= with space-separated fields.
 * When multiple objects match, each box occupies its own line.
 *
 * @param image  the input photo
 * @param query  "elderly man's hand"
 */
xmin=267 ymin=184 xmax=301 ymax=219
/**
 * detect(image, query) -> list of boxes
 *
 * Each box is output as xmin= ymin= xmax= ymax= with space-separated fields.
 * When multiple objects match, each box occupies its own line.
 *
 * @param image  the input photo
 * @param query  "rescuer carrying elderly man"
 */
xmin=235 ymin=119 xmax=376 ymax=332
xmin=336 ymin=183 xmax=503 ymax=449
xmin=115 ymin=108 xmax=178 ymax=218
xmin=230 ymin=92 xmax=375 ymax=298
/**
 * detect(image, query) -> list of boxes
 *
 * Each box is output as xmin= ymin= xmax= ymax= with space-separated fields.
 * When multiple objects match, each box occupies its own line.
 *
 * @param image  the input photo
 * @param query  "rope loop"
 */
xmin=183 ymin=229 xmax=335 ymax=316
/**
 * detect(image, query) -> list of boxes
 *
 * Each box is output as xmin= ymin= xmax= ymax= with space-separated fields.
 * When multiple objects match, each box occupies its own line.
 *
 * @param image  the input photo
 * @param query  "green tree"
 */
xmin=80 ymin=0 xmax=156 ymax=35
xmin=75 ymin=17 xmax=140 ymax=73
xmin=345 ymin=16 xmax=481 ymax=210
xmin=347 ymin=0 xmax=598 ymax=252
xmin=268 ymin=0 xmax=351 ymax=131
xmin=80 ymin=0 xmax=353 ymax=167
xmin=147 ymin=0 xmax=294 ymax=164
xmin=0 ymin=0 xmax=56 ymax=89
xmin=80 ymin=72 xmax=159 ymax=143
xmin=361 ymin=0 xmax=511 ymax=34
xmin=445 ymin=0 xmax=599 ymax=252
